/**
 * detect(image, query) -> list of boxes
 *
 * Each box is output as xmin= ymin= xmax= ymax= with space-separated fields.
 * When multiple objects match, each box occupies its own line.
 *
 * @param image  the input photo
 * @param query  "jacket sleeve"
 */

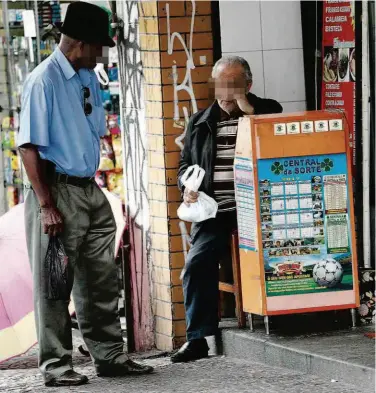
xmin=257 ymin=98 xmax=283 ymax=115
xmin=177 ymin=118 xmax=194 ymax=194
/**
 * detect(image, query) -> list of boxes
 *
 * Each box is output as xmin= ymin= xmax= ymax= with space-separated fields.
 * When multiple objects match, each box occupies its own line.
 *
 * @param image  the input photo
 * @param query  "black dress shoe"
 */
xmin=171 ymin=339 xmax=209 ymax=363
xmin=45 ymin=370 xmax=88 ymax=387
xmin=97 ymin=359 xmax=154 ymax=377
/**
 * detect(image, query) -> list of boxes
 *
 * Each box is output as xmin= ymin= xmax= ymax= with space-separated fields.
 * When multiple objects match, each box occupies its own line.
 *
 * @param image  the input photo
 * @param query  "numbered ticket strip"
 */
xmin=234 ymin=157 xmax=258 ymax=251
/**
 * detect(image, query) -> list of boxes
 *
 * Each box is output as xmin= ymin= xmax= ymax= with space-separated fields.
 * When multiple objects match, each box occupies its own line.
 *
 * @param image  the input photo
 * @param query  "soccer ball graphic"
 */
xmin=313 ymin=259 xmax=344 ymax=288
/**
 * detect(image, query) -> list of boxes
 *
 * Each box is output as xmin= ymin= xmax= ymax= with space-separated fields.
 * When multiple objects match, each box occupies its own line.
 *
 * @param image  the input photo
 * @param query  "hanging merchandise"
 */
xmin=108 ymin=66 xmax=118 ymax=82
xmin=10 ymin=151 xmax=19 ymax=171
xmin=111 ymin=94 xmax=120 ymax=114
xmin=2 ymin=116 xmax=12 ymax=129
xmin=113 ymin=175 xmax=124 ymax=200
xmin=95 ymin=172 xmax=107 ymax=189
xmin=112 ymin=133 xmax=123 ymax=170
xmin=3 ymin=150 xmax=22 ymax=186
xmin=95 ymin=40 xmax=125 ymax=202
xmin=106 ymin=172 xmax=117 ymax=192
xmin=39 ymin=2 xmax=61 ymax=62
xmin=0 ymin=1 xmax=39 ymax=213
xmin=8 ymin=9 xmax=24 ymax=27
xmin=38 ymin=1 xmax=61 ymax=29
xmin=106 ymin=172 xmax=124 ymax=199
xmin=109 ymin=46 xmax=119 ymax=65
xmin=7 ymin=186 xmax=18 ymax=208
xmin=2 ymin=130 xmax=17 ymax=150
xmin=108 ymin=114 xmax=121 ymax=134
xmin=98 ymin=136 xmax=115 ymax=171
xmin=101 ymin=89 xmax=112 ymax=112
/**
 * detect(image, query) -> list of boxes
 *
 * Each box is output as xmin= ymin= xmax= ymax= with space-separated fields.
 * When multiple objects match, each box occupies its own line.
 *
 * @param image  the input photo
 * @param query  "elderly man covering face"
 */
xmin=174 ymin=56 xmax=282 ymax=363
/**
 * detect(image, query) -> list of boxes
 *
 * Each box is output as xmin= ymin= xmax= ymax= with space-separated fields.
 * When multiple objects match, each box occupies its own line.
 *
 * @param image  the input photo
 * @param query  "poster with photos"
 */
xmin=258 ymin=153 xmax=354 ymax=297
xmin=321 ymin=0 xmax=356 ymax=172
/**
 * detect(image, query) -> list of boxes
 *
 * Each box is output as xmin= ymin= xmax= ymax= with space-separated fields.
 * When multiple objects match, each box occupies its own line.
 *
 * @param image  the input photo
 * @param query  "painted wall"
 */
xmin=116 ymin=0 xmax=154 ymax=351
xmin=144 ymin=0 xmax=214 ymax=350
xmin=219 ymin=0 xmax=306 ymax=113
xmin=115 ymin=0 xmax=215 ymax=351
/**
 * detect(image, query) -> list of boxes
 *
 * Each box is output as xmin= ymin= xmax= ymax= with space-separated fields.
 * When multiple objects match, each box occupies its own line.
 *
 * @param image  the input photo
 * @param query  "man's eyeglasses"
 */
xmin=82 ymin=87 xmax=92 ymax=116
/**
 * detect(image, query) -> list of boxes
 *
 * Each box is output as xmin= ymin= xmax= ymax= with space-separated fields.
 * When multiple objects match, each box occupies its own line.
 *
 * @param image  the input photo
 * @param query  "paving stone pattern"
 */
xmin=1 ymin=355 xmax=365 ymax=393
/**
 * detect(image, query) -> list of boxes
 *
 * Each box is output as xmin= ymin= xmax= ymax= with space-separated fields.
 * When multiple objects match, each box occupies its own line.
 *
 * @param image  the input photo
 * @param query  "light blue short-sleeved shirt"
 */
xmin=18 ymin=47 xmax=106 ymax=177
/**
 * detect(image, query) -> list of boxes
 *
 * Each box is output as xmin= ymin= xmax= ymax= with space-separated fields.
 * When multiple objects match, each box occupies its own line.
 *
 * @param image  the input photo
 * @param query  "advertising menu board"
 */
xmin=321 ymin=0 xmax=356 ymax=171
xmin=234 ymin=113 xmax=359 ymax=319
xmin=258 ymin=153 xmax=354 ymax=297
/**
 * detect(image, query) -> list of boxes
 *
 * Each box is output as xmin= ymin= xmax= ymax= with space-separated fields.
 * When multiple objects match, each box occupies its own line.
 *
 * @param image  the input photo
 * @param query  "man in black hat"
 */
xmin=18 ymin=2 xmax=153 ymax=387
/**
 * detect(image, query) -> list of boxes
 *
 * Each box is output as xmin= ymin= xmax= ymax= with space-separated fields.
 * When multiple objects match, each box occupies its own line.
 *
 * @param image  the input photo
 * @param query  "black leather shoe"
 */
xmin=97 ymin=359 xmax=154 ymax=377
xmin=171 ymin=339 xmax=209 ymax=363
xmin=45 ymin=370 xmax=88 ymax=387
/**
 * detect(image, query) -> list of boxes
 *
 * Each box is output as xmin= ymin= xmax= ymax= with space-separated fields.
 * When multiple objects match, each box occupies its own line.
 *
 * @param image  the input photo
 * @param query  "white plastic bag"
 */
xmin=177 ymin=165 xmax=218 ymax=223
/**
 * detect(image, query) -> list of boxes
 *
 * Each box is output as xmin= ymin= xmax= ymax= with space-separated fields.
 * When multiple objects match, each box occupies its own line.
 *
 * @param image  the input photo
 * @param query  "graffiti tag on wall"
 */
xmin=117 ymin=0 xmax=153 ymax=349
xmin=166 ymin=0 xmax=199 ymax=258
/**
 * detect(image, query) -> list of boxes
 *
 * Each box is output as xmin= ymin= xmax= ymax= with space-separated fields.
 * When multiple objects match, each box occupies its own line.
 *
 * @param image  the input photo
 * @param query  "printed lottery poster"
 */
xmin=234 ymin=157 xmax=258 ymax=252
xmin=258 ymin=153 xmax=354 ymax=297
xmin=234 ymin=117 xmax=257 ymax=252
xmin=321 ymin=0 xmax=356 ymax=172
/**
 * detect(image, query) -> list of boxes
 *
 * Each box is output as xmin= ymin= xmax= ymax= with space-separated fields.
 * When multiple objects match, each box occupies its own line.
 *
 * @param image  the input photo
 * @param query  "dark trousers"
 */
xmin=25 ymin=183 xmax=127 ymax=380
xmin=182 ymin=212 xmax=237 ymax=341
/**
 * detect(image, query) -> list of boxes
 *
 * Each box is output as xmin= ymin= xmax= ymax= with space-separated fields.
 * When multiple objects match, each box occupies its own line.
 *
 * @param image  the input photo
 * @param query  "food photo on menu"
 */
xmin=349 ymin=48 xmax=355 ymax=81
xmin=323 ymin=47 xmax=339 ymax=83
xmin=338 ymin=48 xmax=350 ymax=82
xmin=323 ymin=46 xmax=354 ymax=83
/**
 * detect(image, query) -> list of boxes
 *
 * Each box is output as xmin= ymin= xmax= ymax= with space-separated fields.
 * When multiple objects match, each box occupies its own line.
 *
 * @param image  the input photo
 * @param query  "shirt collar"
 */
xmin=220 ymin=108 xmax=244 ymax=121
xmin=53 ymin=47 xmax=76 ymax=81
xmin=78 ymin=69 xmax=92 ymax=87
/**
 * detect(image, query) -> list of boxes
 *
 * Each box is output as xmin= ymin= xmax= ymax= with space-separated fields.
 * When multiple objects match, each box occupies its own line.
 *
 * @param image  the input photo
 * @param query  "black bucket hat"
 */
xmin=55 ymin=2 xmax=115 ymax=48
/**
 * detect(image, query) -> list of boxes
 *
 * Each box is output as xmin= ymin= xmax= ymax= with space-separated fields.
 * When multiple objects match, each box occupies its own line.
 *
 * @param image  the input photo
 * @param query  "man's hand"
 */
xmin=41 ymin=206 xmax=64 ymax=237
xmin=236 ymin=96 xmax=255 ymax=115
xmin=184 ymin=188 xmax=199 ymax=206
xmin=19 ymin=144 xmax=63 ymax=237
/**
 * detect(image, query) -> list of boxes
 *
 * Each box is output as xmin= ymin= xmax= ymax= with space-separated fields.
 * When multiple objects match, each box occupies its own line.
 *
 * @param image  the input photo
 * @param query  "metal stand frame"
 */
xmin=247 ymin=308 xmax=358 ymax=335
xmin=264 ymin=316 xmax=270 ymax=335
xmin=248 ymin=313 xmax=254 ymax=332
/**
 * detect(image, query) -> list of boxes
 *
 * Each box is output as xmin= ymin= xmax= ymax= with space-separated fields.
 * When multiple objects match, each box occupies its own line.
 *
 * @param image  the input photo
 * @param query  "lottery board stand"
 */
xmin=234 ymin=110 xmax=359 ymax=334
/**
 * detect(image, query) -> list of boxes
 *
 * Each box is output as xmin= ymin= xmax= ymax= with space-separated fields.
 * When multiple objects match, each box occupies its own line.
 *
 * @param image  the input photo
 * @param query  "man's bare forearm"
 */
xmin=19 ymin=144 xmax=55 ymax=208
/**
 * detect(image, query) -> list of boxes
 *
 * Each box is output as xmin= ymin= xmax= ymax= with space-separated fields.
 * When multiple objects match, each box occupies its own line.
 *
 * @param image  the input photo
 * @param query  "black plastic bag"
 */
xmin=44 ymin=237 xmax=72 ymax=300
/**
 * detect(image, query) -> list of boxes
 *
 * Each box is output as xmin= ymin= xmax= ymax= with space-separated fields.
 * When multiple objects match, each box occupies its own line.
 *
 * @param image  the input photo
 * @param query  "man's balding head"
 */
xmin=212 ymin=56 xmax=253 ymax=84
xmin=211 ymin=56 xmax=253 ymax=115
